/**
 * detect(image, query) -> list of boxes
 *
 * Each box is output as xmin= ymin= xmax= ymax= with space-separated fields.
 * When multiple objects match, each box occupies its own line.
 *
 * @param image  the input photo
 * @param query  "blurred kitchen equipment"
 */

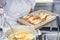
xmin=42 ymin=33 xmax=60 ymax=40
xmin=56 ymin=16 xmax=60 ymax=40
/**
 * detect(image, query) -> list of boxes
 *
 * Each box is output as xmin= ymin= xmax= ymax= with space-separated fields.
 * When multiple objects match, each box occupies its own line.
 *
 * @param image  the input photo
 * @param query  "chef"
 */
xmin=0 ymin=0 xmax=41 ymax=37
xmin=0 ymin=0 xmax=36 ymax=26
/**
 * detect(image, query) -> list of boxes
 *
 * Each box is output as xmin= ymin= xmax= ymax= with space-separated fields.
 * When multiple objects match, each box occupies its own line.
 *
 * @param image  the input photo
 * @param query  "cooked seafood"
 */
xmin=22 ymin=12 xmax=54 ymax=25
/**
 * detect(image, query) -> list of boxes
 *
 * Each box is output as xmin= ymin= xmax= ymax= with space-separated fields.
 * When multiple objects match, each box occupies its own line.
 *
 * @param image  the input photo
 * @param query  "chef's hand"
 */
xmin=0 ymin=8 xmax=4 ymax=16
xmin=29 ymin=8 xmax=34 ymax=13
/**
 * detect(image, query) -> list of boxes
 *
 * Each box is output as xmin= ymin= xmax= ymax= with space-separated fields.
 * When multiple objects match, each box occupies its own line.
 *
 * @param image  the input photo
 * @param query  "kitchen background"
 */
xmin=35 ymin=0 xmax=60 ymax=15
xmin=35 ymin=0 xmax=60 ymax=40
xmin=35 ymin=0 xmax=60 ymax=31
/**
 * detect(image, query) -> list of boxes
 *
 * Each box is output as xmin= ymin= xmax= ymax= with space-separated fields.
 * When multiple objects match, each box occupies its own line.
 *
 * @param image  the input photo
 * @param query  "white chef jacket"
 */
xmin=4 ymin=0 xmax=35 ymax=18
xmin=0 ymin=0 xmax=36 ymax=26
xmin=0 ymin=0 xmax=42 ymax=36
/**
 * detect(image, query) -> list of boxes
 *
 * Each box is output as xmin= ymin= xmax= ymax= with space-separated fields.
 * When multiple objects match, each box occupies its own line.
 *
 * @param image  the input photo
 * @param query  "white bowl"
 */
xmin=5 ymin=25 xmax=38 ymax=40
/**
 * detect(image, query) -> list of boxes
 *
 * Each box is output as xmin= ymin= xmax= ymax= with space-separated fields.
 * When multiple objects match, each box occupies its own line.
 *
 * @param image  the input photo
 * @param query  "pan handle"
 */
xmin=56 ymin=16 xmax=60 ymax=27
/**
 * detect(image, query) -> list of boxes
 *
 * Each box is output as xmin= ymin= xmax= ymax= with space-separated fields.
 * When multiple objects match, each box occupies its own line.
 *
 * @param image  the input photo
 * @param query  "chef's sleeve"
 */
xmin=25 ymin=0 xmax=36 ymax=9
xmin=29 ymin=0 xmax=36 ymax=9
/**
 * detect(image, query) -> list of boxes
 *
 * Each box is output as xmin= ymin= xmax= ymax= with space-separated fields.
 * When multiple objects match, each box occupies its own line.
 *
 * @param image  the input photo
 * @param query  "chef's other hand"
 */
xmin=29 ymin=8 xmax=34 ymax=13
